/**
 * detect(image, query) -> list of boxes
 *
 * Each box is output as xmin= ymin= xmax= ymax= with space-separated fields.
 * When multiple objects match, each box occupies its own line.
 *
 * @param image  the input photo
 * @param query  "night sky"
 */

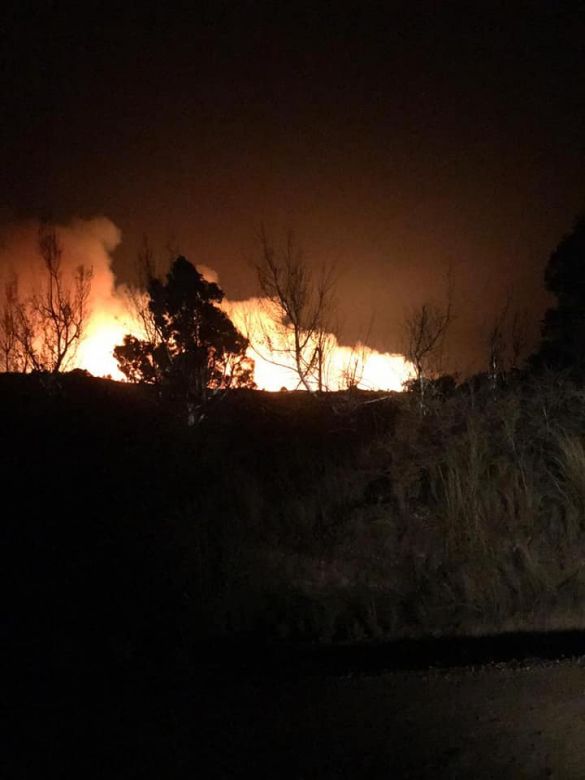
xmin=1 ymin=1 xmax=584 ymax=370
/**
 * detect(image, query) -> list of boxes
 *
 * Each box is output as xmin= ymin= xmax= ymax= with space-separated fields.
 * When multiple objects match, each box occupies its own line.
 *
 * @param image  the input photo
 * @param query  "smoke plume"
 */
xmin=0 ymin=217 xmax=413 ymax=389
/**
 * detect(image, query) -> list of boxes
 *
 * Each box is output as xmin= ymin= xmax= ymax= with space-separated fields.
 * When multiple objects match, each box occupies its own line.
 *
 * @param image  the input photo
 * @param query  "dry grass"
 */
xmin=195 ymin=376 xmax=585 ymax=641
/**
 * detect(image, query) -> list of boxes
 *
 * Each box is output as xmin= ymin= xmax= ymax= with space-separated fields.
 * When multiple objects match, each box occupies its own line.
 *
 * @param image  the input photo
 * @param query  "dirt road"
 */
xmin=197 ymin=658 xmax=585 ymax=779
xmin=10 ymin=641 xmax=585 ymax=778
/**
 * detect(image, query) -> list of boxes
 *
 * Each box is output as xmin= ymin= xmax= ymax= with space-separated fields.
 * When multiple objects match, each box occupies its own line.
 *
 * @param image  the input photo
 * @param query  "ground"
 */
xmin=196 ymin=657 xmax=585 ymax=778
xmin=10 ymin=638 xmax=585 ymax=778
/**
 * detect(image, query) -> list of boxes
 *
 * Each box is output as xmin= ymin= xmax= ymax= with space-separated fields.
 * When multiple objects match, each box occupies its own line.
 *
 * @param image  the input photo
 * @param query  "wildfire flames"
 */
xmin=75 ymin=311 xmax=133 ymax=380
xmin=1 ymin=218 xmax=414 ymax=390
xmin=247 ymin=340 xmax=413 ymax=392
xmin=224 ymin=299 xmax=413 ymax=391
xmin=76 ymin=295 xmax=414 ymax=391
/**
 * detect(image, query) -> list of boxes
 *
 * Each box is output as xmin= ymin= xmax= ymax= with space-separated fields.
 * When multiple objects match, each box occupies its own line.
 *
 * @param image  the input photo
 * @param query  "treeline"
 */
xmin=2 ymin=215 xmax=585 ymax=403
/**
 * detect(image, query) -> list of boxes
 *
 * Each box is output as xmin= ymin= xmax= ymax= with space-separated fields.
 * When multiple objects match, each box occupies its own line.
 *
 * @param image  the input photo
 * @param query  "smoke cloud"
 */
xmin=0 ymin=216 xmax=413 ymax=388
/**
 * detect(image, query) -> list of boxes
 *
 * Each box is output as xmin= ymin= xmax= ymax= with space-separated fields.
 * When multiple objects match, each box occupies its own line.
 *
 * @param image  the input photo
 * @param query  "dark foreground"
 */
xmin=198 ymin=657 xmax=585 ymax=779
xmin=10 ymin=633 xmax=585 ymax=779
xmin=5 ymin=375 xmax=585 ymax=776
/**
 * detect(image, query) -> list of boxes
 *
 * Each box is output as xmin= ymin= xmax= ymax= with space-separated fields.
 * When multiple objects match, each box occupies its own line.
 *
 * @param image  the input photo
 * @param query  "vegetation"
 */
xmin=250 ymin=229 xmax=337 ymax=392
xmin=532 ymin=215 xmax=585 ymax=375
xmin=114 ymin=256 xmax=254 ymax=409
xmin=5 ymin=369 xmax=585 ymax=656
xmin=403 ymin=298 xmax=452 ymax=411
xmin=5 ymin=213 xmax=585 ymax=724
xmin=0 ymin=225 xmax=93 ymax=372
xmin=6 ymin=214 xmax=585 ymax=777
xmin=4 ymin=214 xmax=585 ymax=652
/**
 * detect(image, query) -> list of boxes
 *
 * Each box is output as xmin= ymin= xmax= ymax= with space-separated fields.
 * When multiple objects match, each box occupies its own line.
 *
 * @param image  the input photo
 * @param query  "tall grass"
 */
xmin=188 ymin=376 xmax=585 ymax=641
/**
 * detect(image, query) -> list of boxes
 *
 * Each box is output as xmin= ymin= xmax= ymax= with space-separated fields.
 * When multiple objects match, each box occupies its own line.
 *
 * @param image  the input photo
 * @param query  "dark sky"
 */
xmin=1 ymin=1 xmax=584 ymax=369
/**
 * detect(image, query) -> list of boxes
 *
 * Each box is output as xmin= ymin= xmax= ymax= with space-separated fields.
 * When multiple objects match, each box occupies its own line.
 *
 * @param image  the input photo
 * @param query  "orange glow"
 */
xmin=75 ymin=313 xmax=131 ymax=380
xmin=74 ymin=291 xmax=414 ymax=391
xmin=225 ymin=298 xmax=414 ymax=391
xmin=74 ymin=284 xmax=147 ymax=380
xmin=0 ymin=218 xmax=413 ymax=389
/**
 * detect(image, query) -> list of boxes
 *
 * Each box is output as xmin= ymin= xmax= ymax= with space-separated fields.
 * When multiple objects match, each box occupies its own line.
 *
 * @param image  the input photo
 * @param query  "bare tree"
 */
xmin=404 ymin=276 xmax=453 ymax=412
xmin=486 ymin=298 xmax=530 ymax=387
xmin=341 ymin=343 xmax=367 ymax=390
xmin=122 ymin=236 xmax=161 ymax=345
xmin=339 ymin=316 xmax=375 ymax=391
xmin=0 ymin=273 xmax=26 ymax=371
xmin=509 ymin=308 xmax=529 ymax=371
xmin=251 ymin=228 xmax=337 ymax=392
xmin=487 ymin=299 xmax=510 ymax=391
xmin=15 ymin=225 xmax=93 ymax=372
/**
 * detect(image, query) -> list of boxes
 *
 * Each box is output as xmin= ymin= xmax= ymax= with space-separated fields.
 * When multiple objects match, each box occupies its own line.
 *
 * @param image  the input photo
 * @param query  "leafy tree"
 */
xmin=533 ymin=216 xmax=585 ymax=375
xmin=114 ymin=256 xmax=254 ymax=403
xmin=113 ymin=335 xmax=159 ymax=384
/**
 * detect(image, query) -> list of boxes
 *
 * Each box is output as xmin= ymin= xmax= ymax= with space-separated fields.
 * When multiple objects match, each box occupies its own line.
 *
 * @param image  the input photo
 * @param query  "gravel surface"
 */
xmin=10 ymin=642 xmax=584 ymax=778
xmin=196 ymin=656 xmax=585 ymax=778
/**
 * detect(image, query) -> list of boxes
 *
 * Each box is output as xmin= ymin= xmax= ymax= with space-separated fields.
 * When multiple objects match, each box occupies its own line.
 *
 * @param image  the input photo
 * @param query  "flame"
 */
xmin=0 ymin=217 xmax=414 ymax=390
xmin=74 ymin=291 xmax=414 ymax=391
xmin=225 ymin=298 xmax=414 ymax=391
xmin=75 ymin=312 xmax=131 ymax=380
xmin=73 ymin=273 xmax=415 ymax=392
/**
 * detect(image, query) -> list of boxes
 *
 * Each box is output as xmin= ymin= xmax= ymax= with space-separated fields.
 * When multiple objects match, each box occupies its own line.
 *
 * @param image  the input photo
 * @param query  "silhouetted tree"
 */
xmin=0 ymin=273 xmax=25 ymax=371
xmin=404 ymin=299 xmax=453 ymax=412
xmin=113 ymin=335 xmax=159 ymax=384
xmin=249 ymin=228 xmax=336 ymax=392
xmin=1 ymin=225 xmax=93 ymax=373
xmin=338 ymin=317 xmax=376 ymax=391
xmin=532 ymin=216 xmax=585 ymax=375
xmin=485 ymin=298 xmax=530 ymax=390
xmin=114 ymin=256 xmax=254 ymax=406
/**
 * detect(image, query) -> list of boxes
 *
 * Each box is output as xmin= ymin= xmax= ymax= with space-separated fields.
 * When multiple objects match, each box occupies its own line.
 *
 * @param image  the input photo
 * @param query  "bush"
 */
xmin=5 ymin=374 xmax=585 ymax=653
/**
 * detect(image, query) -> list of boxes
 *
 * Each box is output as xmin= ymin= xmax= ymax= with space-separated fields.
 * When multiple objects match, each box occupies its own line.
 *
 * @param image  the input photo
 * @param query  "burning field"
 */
xmin=0 ymin=217 xmax=414 ymax=390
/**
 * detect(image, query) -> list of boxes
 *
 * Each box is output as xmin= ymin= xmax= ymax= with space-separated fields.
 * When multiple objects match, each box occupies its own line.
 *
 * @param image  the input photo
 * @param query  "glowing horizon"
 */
xmin=75 ymin=293 xmax=414 ymax=391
